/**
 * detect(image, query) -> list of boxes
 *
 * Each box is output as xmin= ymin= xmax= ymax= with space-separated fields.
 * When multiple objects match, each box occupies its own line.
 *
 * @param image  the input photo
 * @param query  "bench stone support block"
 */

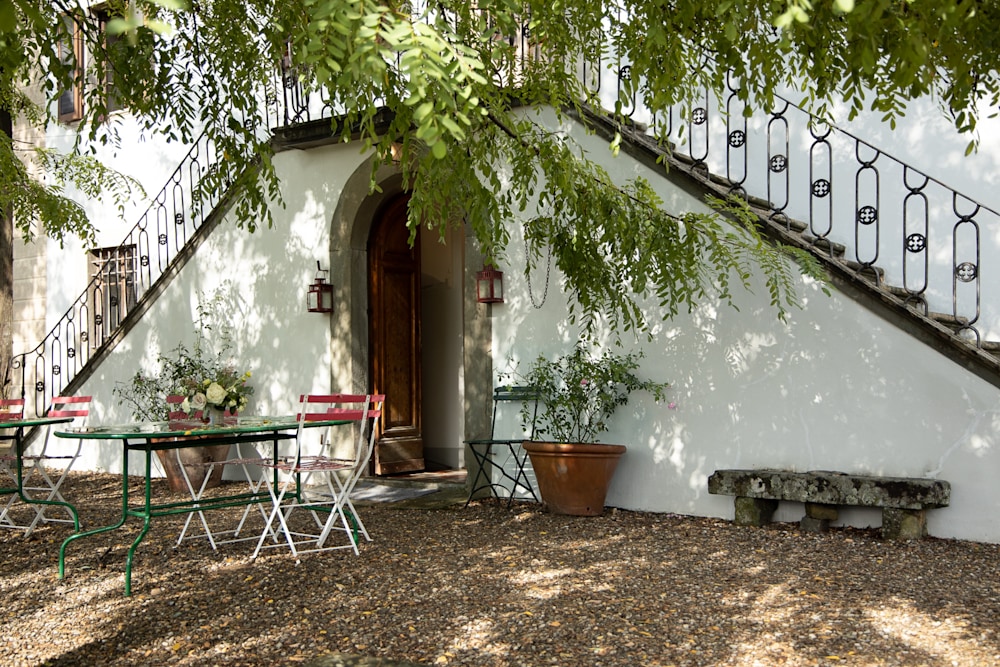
xmin=882 ymin=508 xmax=927 ymax=540
xmin=805 ymin=502 xmax=839 ymax=521
xmin=733 ymin=497 xmax=777 ymax=526
xmin=800 ymin=515 xmax=830 ymax=532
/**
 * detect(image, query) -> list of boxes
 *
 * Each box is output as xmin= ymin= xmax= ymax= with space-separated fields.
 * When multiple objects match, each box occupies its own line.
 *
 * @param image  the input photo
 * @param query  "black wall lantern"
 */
xmin=307 ymin=261 xmax=334 ymax=313
xmin=476 ymin=263 xmax=504 ymax=304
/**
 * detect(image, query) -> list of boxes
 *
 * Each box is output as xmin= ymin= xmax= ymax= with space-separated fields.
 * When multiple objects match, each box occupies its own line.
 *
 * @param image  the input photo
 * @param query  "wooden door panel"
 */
xmin=369 ymin=193 xmax=424 ymax=475
xmin=383 ymin=266 xmax=418 ymax=433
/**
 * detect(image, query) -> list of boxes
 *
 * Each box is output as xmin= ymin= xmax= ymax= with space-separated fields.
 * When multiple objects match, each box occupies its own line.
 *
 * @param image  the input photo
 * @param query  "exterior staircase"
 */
xmin=10 ymin=128 xmax=255 ymax=417
xmin=575 ymin=63 xmax=1000 ymax=388
xmin=581 ymin=108 xmax=1000 ymax=388
xmin=9 ymin=65 xmax=309 ymax=417
xmin=13 ymin=54 xmax=1000 ymax=418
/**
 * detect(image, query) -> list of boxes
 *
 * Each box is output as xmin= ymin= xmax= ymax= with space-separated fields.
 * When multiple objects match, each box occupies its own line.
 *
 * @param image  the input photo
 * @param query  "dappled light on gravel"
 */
xmin=1 ymin=472 xmax=998 ymax=666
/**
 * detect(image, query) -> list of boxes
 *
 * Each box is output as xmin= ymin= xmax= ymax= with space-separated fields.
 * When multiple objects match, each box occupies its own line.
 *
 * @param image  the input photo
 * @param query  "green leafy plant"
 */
xmin=505 ymin=344 xmax=668 ymax=444
xmin=113 ymin=287 xmax=253 ymax=421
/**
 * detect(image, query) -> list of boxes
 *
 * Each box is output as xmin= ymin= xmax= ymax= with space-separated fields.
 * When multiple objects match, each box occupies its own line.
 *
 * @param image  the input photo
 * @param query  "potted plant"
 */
xmin=113 ymin=289 xmax=253 ymax=491
xmin=509 ymin=344 xmax=667 ymax=516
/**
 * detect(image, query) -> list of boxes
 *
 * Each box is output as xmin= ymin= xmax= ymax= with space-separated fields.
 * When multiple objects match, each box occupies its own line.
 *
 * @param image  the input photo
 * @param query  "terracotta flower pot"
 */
xmin=153 ymin=439 xmax=231 ymax=493
xmin=522 ymin=441 xmax=626 ymax=516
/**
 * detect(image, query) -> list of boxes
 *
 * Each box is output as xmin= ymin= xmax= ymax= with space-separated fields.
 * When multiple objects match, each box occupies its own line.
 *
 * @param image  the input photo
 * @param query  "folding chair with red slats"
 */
xmin=1 ymin=396 xmax=90 ymax=535
xmin=0 ymin=398 xmax=24 ymax=422
xmin=251 ymin=393 xmax=383 ymax=560
xmin=0 ymin=398 xmax=26 ymax=530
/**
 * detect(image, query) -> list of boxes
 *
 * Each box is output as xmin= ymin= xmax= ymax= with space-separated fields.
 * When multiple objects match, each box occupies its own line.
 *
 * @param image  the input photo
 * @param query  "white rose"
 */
xmin=180 ymin=398 xmax=191 ymax=413
xmin=205 ymin=382 xmax=227 ymax=406
xmin=190 ymin=392 xmax=208 ymax=411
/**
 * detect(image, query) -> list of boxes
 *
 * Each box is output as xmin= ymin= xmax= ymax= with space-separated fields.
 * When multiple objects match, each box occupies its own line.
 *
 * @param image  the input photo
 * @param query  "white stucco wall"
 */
xmin=65 ymin=141 xmax=367 ymax=476
xmin=25 ymin=98 xmax=1000 ymax=543
xmin=492 ymin=108 xmax=1000 ymax=544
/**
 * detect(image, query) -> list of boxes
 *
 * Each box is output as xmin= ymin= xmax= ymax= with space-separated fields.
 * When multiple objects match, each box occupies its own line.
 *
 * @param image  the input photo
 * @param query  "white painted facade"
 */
xmin=17 ymin=95 xmax=1000 ymax=544
xmin=59 ymin=140 xmax=469 ymax=477
xmin=491 ymin=109 xmax=1000 ymax=544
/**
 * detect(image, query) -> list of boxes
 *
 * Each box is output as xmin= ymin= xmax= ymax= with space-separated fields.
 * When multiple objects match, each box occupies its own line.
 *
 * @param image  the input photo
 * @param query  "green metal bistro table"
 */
xmin=1 ymin=416 xmax=77 ymax=531
xmin=54 ymin=417 xmax=346 ymax=596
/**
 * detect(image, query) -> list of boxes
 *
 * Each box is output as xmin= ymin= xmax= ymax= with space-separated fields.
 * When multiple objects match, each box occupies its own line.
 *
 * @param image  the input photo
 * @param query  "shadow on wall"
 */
xmin=497 ymin=259 xmax=1000 ymax=520
xmin=87 ymin=174 xmax=354 ymax=474
xmin=642 ymin=280 xmax=1000 ymax=514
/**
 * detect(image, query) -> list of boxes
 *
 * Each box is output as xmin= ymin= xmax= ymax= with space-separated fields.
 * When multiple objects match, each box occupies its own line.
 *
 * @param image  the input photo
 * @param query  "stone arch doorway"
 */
xmin=333 ymin=158 xmax=468 ymax=476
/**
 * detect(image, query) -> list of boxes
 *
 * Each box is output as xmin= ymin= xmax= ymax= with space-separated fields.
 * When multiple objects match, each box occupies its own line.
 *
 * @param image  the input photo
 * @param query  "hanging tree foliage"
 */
xmin=2 ymin=0 xmax=999 ymax=333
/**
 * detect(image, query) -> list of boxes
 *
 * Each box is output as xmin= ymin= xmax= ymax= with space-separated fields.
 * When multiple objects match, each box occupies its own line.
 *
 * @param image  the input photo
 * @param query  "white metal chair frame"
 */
xmin=166 ymin=396 xmax=276 ymax=551
xmin=251 ymin=393 xmax=383 ymax=561
xmin=0 ymin=396 xmax=90 ymax=536
xmin=175 ymin=443 xmax=282 ymax=551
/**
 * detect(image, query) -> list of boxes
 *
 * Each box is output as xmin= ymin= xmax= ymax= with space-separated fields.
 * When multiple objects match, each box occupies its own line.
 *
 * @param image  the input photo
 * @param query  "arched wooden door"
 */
xmin=368 ymin=193 xmax=425 ymax=474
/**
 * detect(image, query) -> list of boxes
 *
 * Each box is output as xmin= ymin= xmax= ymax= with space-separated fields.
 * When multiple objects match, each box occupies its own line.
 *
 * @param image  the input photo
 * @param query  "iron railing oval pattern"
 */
xmin=952 ymin=194 xmax=982 ymax=336
xmin=13 ymin=130 xmax=224 ymax=416
xmin=16 ymin=21 xmax=1000 ymax=415
xmin=765 ymin=101 xmax=790 ymax=222
xmin=725 ymin=72 xmax=748 ymax=198
xmin=590 ymin=50 xmax=1000 ymax=347
xmin=808 ymin=121 xmax=834 ymax=248
xmin=902 ymin=166 xmax=930 ymax=307
xmin=852 ymin=140 xmax=880 ymax=271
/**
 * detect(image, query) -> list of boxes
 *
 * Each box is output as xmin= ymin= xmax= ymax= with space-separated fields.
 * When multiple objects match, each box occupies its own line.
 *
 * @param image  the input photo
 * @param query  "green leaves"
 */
xmin=503 ymin=344 xmax=668 ymax=443
xmin=0 ymin=0 xmax=17 ymax=33
xmin=775 ymin=1 xmax=813 ymax=30
xmin=295 ymin=0 xmax=487 ymax=162
xmin=2 ymin=0 xmax=995 ymax=338
xmin=0 ymin=140 xmax=145 ymax=248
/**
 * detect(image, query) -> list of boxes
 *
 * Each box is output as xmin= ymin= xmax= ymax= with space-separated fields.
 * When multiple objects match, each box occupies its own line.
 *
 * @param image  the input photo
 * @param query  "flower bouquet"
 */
xmin=112 ymin=287 xmax=255 ymax=490
xmin=177 ymin=365 xmax=253 ymax=419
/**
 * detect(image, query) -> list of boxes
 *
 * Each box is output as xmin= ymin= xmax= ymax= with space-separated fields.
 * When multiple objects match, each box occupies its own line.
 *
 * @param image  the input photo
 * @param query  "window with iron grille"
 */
xmin=89 ymin=245 xmax=137 ymax=344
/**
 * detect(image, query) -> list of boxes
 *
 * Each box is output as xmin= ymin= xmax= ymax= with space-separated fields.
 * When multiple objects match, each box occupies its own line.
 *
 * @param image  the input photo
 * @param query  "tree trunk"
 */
xmin=0 ymin=108 xmax=13 ymax=399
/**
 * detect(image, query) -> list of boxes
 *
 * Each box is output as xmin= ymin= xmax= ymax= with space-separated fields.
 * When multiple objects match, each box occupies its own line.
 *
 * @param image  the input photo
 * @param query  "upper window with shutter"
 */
xmin=57 ymin=14 xmax=84 ymax=123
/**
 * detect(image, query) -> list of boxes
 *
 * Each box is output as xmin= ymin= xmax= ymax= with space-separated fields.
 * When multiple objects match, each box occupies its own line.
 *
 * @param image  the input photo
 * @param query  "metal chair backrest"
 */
xmin=39 ymin=395 xmax=91 ymax=455
xmin=0 ymin=398 xmax=25 ymax=423
xmin=295 ymin=393 xmax=384 ymax=466
xmin=490 ymin=386 xmax=539 ymax=441
xmin=46 ymin=396 xmax=91 ymax=420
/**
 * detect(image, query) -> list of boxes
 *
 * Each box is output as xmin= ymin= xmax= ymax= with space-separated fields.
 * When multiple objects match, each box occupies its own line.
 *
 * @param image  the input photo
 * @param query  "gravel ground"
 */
xmin=2 ymin=471 xmax=999 ymax=667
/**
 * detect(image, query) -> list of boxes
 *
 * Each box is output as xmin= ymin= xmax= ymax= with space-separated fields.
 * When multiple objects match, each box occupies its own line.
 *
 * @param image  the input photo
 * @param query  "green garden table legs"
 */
xmin=58 ymin=444 xmax=131 ymax=583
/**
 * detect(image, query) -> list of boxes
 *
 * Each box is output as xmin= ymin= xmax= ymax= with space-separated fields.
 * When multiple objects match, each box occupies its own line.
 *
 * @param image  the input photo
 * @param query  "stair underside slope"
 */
xmin=580 ymin=109 xmax=1000 ymax=391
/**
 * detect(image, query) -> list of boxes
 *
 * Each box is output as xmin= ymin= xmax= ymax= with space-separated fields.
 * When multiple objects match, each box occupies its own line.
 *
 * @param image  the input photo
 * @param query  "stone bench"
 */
xmin=707 ymin=469 xmax=951 ymax=540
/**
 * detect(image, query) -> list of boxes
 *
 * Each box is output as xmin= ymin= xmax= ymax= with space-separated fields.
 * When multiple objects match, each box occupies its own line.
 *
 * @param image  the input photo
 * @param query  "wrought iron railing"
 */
xmin=15 ymin=16 xmax=1000 ymax=413
xmin=11 ymin=129 xmax=239 ymax=416
xmin=603 ymin=70 xmax=1000 ymax=345
xmin=10 ymin=57 xmax=315 ymax=417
